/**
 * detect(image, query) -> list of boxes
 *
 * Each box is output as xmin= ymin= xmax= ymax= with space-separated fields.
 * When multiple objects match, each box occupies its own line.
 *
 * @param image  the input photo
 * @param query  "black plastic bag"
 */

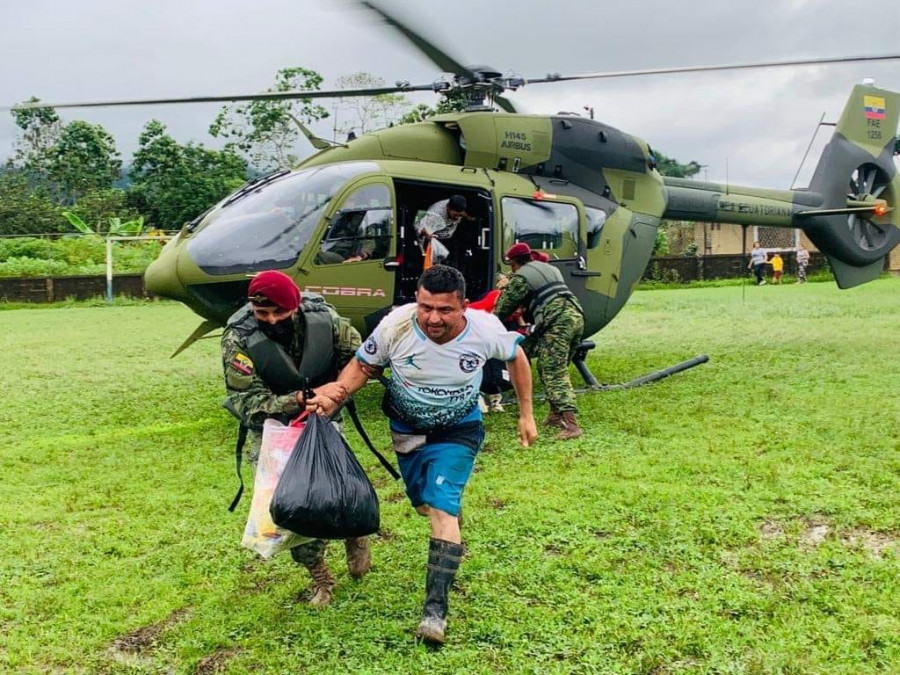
xmin=270 ymin=413 xmax=380 ymax=539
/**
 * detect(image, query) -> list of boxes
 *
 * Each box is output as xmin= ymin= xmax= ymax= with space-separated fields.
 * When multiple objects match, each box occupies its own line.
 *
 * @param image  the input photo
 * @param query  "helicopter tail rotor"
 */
xmin=798 ymin=83 xmax=900 ymax=287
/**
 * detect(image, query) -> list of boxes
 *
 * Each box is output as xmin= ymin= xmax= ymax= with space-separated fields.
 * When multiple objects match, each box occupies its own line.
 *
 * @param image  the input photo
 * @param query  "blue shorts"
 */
xmin=392 ymin=410 xmax=484 ymax=517
xmin=396 ymin=441 xmax=480 ymax=517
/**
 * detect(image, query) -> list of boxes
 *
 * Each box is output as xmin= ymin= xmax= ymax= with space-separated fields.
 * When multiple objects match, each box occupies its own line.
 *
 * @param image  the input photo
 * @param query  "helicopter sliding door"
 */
xmin=392 ymin=180 xmax=494 ymax=304
xmin=307 ymin=179 xmax=395 ymax=333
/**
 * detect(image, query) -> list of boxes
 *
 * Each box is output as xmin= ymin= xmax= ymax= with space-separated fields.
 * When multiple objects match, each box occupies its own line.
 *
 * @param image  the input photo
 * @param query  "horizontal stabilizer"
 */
xmin=825 ymin=254 xmax=884 ymax=289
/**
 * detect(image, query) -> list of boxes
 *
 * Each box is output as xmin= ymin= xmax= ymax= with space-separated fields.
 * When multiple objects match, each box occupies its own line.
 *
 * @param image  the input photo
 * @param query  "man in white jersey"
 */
xmin=307 ymin=265 xmax=537 ymax=645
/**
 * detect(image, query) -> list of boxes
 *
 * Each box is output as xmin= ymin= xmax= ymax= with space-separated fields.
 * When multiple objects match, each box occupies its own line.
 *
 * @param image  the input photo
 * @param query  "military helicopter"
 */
xmin=12 ymin=2 xmax=900 ymax=380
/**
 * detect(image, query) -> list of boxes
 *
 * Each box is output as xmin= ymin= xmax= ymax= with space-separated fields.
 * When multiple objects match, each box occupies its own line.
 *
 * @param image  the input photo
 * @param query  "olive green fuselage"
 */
xmin=145 ymin=84 xmax=900 ymax=337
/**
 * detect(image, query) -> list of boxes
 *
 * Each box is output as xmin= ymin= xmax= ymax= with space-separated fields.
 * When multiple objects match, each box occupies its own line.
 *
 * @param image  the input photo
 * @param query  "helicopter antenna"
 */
xmin=789 ymin=112 xmax=830 ymax=189
xmin=725 ymin=157 xmax=730 ymax=196
xmin=741 ymin=224 xmax=748 ymax=304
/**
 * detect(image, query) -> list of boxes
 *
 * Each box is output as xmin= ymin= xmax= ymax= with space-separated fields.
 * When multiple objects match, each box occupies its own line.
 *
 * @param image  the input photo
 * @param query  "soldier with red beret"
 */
xmin=493 ymin=243 xmax=585 ymax=440
xmin=221 ymin=270 xmax=366 ymax=607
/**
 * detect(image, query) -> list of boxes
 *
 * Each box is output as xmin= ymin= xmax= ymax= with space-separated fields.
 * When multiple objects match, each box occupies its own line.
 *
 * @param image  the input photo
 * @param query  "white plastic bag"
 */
xmin=241 ymin=419 xmax=314 ymax=559
xmin=429 ymin=237 xmax=450 ymax=264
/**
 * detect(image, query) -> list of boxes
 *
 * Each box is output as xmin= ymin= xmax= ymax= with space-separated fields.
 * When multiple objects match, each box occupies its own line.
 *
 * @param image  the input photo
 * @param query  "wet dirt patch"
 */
xmin=758 ymin=520 xmax=784 ymax=541
xmin=488 ymin=497 xmax=507 ymax=510
xmin=110 ymin=608 xmax=190 ymax=654
xmin=543 ymin=543 xmax=563 ymax=556
xmin=240 ymin=558 xmax=262 ymax=574
xmin=841 ymin=528 xmax=899 ymax=559
xmin=739 ymin=569 xmax=777 ymax=591
xmin=194 ymin=647 xmax=240 ymax=675
xmin=800 ymin=523 xmax=830 ymax=549
xmin=719 ymin=550 xmax=739 ymax=567
xmin=108 ymin=608 xmax=190 ymax=669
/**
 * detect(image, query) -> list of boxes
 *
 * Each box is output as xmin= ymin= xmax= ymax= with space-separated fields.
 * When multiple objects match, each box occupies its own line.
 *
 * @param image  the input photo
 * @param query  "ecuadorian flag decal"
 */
xmin=864 ymin=95 xmax=886 ymax=120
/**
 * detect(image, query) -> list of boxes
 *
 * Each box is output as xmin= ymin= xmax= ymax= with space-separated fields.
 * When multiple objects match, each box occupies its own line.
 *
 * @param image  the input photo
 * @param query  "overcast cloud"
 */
xmin=1 ymin=0 xmax=898 ymax=188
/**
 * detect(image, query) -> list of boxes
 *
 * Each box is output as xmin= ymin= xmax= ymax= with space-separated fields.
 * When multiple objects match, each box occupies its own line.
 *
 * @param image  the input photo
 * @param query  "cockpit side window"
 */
xmin=500 ymin=197 xmax=578 ymax=259
xmin=585 ymin=207 xmax=608 ymax=249
xmin=314 ymin=184 xmax=392 ymax=265
xmin=186 ymin=162 xmax=377 ymax=275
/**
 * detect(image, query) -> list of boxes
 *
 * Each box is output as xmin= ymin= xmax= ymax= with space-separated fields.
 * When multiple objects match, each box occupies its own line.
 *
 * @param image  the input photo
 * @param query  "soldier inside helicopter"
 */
xmin=393 ymin=183 xmax=492 ymax=304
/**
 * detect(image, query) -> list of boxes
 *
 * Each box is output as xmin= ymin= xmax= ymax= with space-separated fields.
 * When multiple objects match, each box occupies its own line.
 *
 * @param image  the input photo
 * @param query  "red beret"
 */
xmin=504 ymin=242 xmax=532 ymax=261
xmin=247 ymin=270 xmax=301 ymax=311
xmin=530 ymin=251 xmax=550 ymax=263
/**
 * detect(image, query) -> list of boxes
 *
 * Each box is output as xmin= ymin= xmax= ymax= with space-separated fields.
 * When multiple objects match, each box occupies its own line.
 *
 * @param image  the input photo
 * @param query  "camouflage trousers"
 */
xmin=245 ymin=419 xmax=346 ymax=567
xmin=532 ymin=306 xmax=584 ymax=413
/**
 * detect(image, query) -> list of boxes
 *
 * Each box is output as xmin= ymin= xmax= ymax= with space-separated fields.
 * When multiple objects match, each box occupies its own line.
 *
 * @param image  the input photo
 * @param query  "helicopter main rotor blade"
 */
xmin=4 ymin=83 xmax=438 ymax=111
xmin=522 ymin=53 xmax=900 ymax=86
xmin=493 ymin=95 xmax=517 ymax=113
xmin=357 ymin=1 xmax=473 ymax=78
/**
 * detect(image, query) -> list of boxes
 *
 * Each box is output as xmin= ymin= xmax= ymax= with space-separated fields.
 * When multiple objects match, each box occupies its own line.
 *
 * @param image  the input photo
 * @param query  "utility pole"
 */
xmin=332 ymin=101 xmax=339 ymax=143
xmin=583 ymin=106 xmax=594 ymax=120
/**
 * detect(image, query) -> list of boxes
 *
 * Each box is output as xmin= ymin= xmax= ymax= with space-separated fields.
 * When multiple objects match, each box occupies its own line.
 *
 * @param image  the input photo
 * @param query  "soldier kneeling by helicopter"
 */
xmin=493 ymin=243 xmax=585 ymax=440
xmin=221 ymin=270 xmax=369 ymax=607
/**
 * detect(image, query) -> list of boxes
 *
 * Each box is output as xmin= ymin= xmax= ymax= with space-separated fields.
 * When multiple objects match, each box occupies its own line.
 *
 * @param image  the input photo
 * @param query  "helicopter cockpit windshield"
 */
xmin=186 ymin=162 xmax=379 ymax=275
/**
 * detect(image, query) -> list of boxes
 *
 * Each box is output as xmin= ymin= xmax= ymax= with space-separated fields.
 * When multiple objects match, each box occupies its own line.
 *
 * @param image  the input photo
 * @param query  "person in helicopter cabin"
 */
xmin=493 ymin=242 xmax=585 ymax=441
xmin=221 ymin=270 xmax=368 ymax=608
xmin=417 ymin=194 xmax=474 ymax=268
xmin=314 ymin=210 xmax=377 ymax=264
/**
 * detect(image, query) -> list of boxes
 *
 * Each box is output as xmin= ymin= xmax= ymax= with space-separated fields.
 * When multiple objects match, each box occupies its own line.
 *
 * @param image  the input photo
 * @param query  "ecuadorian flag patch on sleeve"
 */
xmin=230 ymin=352 xmax=253 ymax=375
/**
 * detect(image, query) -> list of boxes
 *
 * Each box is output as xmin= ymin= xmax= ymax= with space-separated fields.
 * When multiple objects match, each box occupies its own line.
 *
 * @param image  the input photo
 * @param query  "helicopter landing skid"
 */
xmin=498 ymin=342 xmax=709 ymax=405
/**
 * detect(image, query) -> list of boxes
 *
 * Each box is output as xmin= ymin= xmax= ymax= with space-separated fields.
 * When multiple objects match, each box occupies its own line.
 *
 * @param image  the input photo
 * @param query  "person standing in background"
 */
xmin=769 ymin=252 xmax=784 ymax=285
xmin=748 ymin=242 xmax=768 ymax=286
xmin=796 ymin=245 xmax=810 ymax=283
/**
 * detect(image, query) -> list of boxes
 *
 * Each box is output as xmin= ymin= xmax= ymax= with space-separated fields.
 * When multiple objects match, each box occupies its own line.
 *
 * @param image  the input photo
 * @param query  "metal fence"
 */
xmin=642 ymin=252 xmax=831 ymax=283
xmin=0 ymin=274 xmax=146 ymax=303
xmin=0 ymin=251 xmax=873 ymax=304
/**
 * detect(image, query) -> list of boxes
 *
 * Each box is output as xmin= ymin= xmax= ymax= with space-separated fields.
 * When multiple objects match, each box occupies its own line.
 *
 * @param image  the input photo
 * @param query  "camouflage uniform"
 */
xmin=493 ymin=271 xmax=584 ymax=413
xmin=221 ymin=303 xmax=360 ymax=566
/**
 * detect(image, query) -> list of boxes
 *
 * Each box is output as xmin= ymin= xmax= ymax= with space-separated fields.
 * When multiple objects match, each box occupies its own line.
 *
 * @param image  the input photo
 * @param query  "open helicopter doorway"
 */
xmin=392 ymin=181 xmax=494 ymax=304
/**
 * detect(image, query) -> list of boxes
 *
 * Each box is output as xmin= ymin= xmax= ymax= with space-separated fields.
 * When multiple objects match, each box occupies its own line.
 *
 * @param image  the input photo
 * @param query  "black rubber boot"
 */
xmin=416 ymin=538 xmax=464 ymax=646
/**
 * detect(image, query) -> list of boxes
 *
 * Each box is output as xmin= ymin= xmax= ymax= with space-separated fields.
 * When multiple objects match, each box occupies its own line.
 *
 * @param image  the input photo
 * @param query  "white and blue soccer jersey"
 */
xmin=357 ymin=304 xmax=523 ymax=430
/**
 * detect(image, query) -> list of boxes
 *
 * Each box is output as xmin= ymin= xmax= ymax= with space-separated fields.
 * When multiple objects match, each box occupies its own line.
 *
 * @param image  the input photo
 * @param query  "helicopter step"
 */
xmin=572 ymin=339 xmax=600 ymax=388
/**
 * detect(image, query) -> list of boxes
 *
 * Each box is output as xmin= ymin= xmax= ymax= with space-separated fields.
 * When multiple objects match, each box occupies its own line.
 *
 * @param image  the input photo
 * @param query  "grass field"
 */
xmin=1 ymin=278 xmax=899 ymax=674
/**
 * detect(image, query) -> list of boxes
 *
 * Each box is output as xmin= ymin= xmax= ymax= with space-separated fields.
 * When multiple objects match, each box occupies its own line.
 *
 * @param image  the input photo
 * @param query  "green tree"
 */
xmin=0 ymin=171 xmax=62 ymax=235
xmin=654 ymin=150 xmax=702 ymax=179
xmin=9 ymin=97 xmax=62 ymax=179
xmin=128 ymin=120 xmax=247 ymax=229
xmin=47 ymin=120 xmax=122 ymax=202
xmin=396 ymin=89 xmax=475 ymax=125
xmin=208 ymin=67 xmax=329 ymax=171
xmin=66 ymin=188 xmax=141 ymax=234
xmin=652 ymin=150 xmax=702 ymax=254
xmin=333 ymin=72 xmax=409 ymax=138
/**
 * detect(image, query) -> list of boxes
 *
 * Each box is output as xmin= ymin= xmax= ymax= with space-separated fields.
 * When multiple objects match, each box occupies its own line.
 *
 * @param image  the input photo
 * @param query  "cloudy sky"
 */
xmin=1 ymin=0 xmax=898 ymax=188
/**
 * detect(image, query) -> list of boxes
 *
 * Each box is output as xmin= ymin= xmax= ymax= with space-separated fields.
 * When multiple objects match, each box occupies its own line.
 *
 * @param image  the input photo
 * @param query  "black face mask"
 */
xmin=258 ymin=316 xmax=295 ymax=346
